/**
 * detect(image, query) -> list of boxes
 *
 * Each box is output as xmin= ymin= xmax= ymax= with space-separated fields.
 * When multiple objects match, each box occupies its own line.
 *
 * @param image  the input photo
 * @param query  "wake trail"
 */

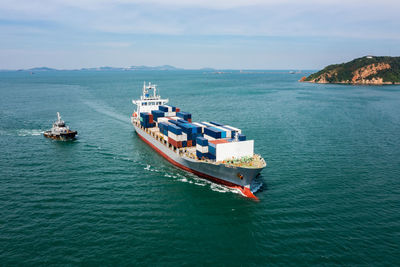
xmin=83 ymin=100 xmax=131 ymax=128
xmin=0 ymin=129 xmax=44 ymax=137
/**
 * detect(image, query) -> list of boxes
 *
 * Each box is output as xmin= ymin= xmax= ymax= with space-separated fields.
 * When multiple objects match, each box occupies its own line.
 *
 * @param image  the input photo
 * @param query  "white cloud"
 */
xmin=0 ymin=0 xmax=399 ymax=69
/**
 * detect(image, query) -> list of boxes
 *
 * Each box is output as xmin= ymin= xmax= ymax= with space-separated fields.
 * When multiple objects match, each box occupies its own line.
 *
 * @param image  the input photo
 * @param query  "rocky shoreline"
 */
xmin=300 ymin=56 xmax=400 ymax=85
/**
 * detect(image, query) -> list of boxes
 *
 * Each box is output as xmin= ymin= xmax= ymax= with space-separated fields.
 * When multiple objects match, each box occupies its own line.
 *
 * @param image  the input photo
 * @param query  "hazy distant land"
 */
xmin=0 ymin=65 xmax=217 ymax=72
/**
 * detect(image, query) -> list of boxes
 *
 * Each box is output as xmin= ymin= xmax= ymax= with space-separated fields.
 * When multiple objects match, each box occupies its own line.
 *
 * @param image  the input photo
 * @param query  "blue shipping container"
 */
xmin=196 ymin=151 xmax=214 ymax=160
xmin=168 ymin=124 xmax=182 ymax=135
xmin=152 ymin=110 xmax=164 ymax=118
xmin=168 ymin=120 xmax=180 ymax=126
xmin=176 ymin=111 xmax=192 ymax=120
xmin=177 ymin=119 xmax=189 ymax=124
xmin=158 ymin=122 xmax=169 ymax=130
xmin=238 ymin=134 xmax=246 ymax=141
xmin=209 ymin=127 xmax=226 ymax=138
xmin=208 ymin=145 xmax=216 ymax=155
xmin=159 ymin=105 xmax=169 ymax=112
xmin=204 ymin=127 xmax=222 ymax=139
xmin=196 ymin=137 xmax=208 ymax=146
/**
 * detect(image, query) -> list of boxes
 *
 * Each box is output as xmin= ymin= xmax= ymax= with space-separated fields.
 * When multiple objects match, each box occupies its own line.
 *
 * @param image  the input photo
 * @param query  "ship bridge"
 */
xmin=132 ymin=82 xmax=168 ymax=116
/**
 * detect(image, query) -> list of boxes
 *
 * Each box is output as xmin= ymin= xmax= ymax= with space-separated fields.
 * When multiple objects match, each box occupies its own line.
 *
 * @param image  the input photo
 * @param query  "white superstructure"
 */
xmin=131 ymin=82 xmax=168 ymax=120
xmin=51 ymin=112 xmax=70 ymax=134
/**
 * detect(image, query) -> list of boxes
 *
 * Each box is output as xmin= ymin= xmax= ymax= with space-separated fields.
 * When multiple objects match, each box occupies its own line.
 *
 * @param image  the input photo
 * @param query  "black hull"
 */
xmin=43 ymin=131 xmax=77 ymax=140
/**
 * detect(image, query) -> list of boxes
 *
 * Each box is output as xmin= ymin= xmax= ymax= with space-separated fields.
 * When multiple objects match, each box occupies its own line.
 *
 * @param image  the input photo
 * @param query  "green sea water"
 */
xmin=0 ymin=70 xmax=399 ymax=265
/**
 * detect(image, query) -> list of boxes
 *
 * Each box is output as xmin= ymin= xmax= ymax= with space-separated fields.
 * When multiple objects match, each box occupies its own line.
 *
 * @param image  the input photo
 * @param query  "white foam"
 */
xmin=168 ymin=171 xmax=242 ymax=196
xmin=16 ymin=129 xmax=44 ymax=136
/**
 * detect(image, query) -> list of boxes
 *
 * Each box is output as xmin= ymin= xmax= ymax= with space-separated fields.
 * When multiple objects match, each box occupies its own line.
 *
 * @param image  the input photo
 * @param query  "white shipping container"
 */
xmin=203 ymin=134 xmax=215 ymax=141
xmin=157 ymin=117 xmax=169 ymax=123
xmin=215 ymin=140 xmax=254 ymax=161
xmin=168 ymin=131 xmax=185 ymax=141
xmin=149 ymin=127 xmax=159 ymax=133
xmin=201 ymin=121 xmax=214 ymax=127
xmin=168 ymin=131 xmax=178 ymax=140
xmin=164 ymin=112 xmax=176 ymax=117
xmin=223 ymin=125 xmax=242 ymax=134
xmin=163 ymin=105 xmax=173 ymax=112
xmin=196 ymin=144 xmax=209 ymax=153
xmin=181 ymin=133 xmax=187 ymax=141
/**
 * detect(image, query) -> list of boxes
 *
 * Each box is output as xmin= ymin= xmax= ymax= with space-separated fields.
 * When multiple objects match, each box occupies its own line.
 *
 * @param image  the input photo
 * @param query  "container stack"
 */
xmin=137 ymin=103 xmax=250 ymax=158
xmin=176 ymin=111 xmax=192 ymax=122
xmin=237 ymin=134 xmax=246 ymax=141
xmin=140 ymin=112 xmax=155 ymax=128
xmin=159 ymin=105 xmax=177 ymax=117
xmin=158 ymin=122 xmax=170 ymax=137
xmin=177 ymin=119 xmax=189 ymax=124
xmin=178 ymin=123 xmax=202 ymax=146
xmin=192 ymin=122 xmax=209 ymax=133
xmin=167 ymin=124 xmax=184 ymax=148
xmin=196 ymin=137 xmax=209 ymax=159
xmin=203 ymin=127 xmax=224 ymax=140
xmin=151 ymin=110 xmax=165 ymax=122
xmin=223 ymin=125 xmax=242 ymax=134
xmin=209 ymin=122 xmax=236 ymax=138
xmin=157 ymin=117 xmax=169 ymax=123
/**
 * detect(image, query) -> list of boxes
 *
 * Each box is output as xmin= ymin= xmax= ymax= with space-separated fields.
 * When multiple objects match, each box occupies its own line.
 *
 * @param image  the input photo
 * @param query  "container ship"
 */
xmin=131 ymin=82 xmax=266 ymax=199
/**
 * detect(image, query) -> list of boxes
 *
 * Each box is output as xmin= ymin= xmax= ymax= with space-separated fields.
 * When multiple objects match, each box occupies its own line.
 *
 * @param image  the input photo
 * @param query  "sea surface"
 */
xmin=0 ymin=70 xmax=399 ymax=265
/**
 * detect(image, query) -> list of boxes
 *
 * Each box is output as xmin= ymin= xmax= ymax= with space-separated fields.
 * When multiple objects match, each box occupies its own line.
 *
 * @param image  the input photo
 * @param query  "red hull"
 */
xmin=136 ymin=132 xmax=257 ymax=199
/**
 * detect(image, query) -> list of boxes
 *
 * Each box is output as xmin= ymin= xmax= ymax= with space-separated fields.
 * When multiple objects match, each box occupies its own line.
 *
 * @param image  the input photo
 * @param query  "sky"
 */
xmin=0 ymin=0 xmax=399 ymax=69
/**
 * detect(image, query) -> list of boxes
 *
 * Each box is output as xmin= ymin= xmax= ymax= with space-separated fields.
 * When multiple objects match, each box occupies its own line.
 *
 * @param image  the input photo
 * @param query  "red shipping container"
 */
xmin=168 ymin=137 xmax=182 ymax=148
xmin=209 ymin=139 xmax=228 ymax=145
xmin=187 ymin=140 xmax=192 ymax=147
xmin=149 ymin=114 xmax=153 ymax=124
xmin=176 ymin=108 xmax=180 ymax=112
xmin=188 ymin=118 xmax=192 ymax=123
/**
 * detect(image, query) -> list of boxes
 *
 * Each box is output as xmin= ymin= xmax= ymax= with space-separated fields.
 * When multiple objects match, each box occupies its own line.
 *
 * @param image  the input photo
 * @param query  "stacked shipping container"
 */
xmin=196 ymin=137 xmax=209 ymax=159
xmin=167 ymin=124 xmax=183 ymax=148
xmin=140 ymin=112 xmax=155 ymax=128
xmin=143 ymin=104 xmax=250 ymax=158
xmin=177 ymin=111 xmax=192 ymax=122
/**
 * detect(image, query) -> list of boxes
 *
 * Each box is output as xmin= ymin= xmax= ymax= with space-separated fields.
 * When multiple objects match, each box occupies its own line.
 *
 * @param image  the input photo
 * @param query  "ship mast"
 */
xmin=141 ymin=81 xmax=158 ymax=100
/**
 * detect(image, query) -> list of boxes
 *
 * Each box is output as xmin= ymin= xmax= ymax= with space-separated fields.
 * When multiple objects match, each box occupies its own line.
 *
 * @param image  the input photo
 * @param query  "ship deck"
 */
xmin=134 ymin=120 xmax=266 ymax=169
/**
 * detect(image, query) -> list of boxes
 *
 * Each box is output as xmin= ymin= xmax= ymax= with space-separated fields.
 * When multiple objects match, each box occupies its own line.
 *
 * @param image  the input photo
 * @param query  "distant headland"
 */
xmin=300 ymin=56 xmax=400 ymax=85
xmin=0 ymin=65 xmax=217 ymax=72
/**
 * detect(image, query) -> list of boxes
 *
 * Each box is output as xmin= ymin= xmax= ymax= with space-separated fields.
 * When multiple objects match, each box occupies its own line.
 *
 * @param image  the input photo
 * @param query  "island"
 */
xmin=300 ymin=56 xmax=400 ymax=85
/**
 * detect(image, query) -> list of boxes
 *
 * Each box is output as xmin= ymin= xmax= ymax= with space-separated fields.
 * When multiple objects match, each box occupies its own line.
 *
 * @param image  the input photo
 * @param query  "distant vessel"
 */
xmin=44 ymin=112 xmax=77 ymax=140
xmin=131 ymin=82 xmax=266 ymax=199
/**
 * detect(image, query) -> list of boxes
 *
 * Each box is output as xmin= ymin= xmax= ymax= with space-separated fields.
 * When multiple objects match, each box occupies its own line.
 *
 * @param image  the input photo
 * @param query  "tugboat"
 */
xmin=44 ymin=112 xmax=77 ymax=140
